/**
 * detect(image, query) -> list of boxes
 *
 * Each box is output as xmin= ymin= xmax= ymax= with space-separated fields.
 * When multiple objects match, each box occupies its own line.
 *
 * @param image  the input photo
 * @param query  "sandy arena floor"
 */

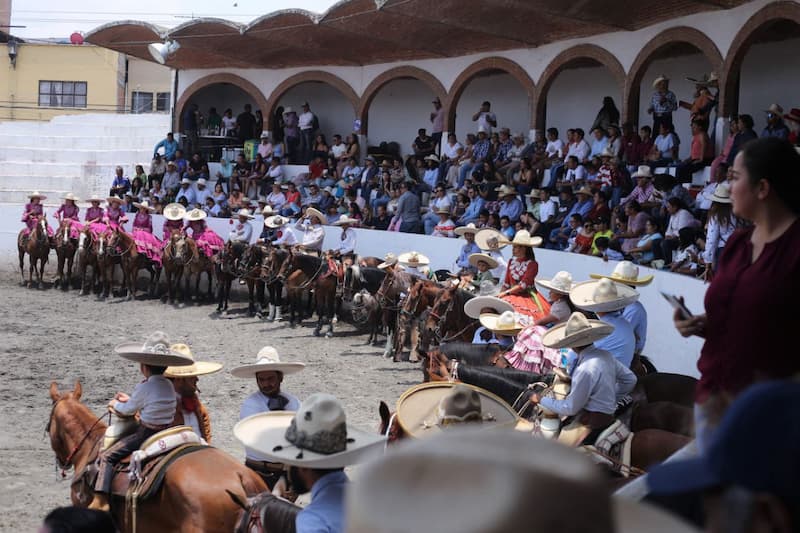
xmin=0 ymin=263 xmax=418 ymax=532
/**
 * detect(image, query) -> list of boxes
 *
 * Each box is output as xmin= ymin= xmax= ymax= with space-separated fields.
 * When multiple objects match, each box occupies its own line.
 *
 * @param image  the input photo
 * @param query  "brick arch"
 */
xmin=446 ymin=56 xmax=536 ymax=132
xmin=626 ymin=27 xmax=724 ymax=124
xmin=174 ymin=73 xmax=269 ymax=133
xmin=264 ymin=71 xmax=359 ymax=131
xmin=535 ymin=44 xmax=626 ymax=129
xmin=721 ymin=1 xmax=800 ymax=116
xmin=357 ymin=66 xmax=447 ymax=136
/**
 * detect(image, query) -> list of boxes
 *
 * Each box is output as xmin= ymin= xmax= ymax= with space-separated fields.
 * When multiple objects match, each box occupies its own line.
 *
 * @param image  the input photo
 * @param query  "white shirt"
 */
xmin=546 ymin=139 xmax=565 ymax=158
xmin=195 ymin=187 xmax=211 ymax=208
xmin=273 ymin=228 xmax=297 ymax=246
xmin=338 ymin=227 xmax=356 ymax=254
xmin=267 ymin=165 xmax=284 ymax=183
xmin=299 ymin=222 xmax=325 ymax=250
xmin=538 ymin=199 xmax=557 ymax=223
xmin=113 ymin=375 xmax=176 ymax=426
xmin=429 ymin=195 xmax=452 ymax=213
xmin=563 ymin=165 xmax=587 ymax=184
xmin=222 ymin=116 xmax=237 ymax=132
xmin=239 ymin=391 xmax=301 ymax=460
xmin=267 ymin=191 xmax=286 ymax=209
xmin=331 ymin=143 xmax=347 ymax=158
xmin=443 ymin=142 xmax=462 ymax=160
xmin=229 ymin=220 xmax=253 ymax=242
xmin=654 ymin=133 xmax=676 ymax=159
xmin=475 ymin=112 xmax=497 ymax=134
xmin=175 ymin=187 xmax=196 ymax=205
xmin=298 ymin=111 xmax=315 ymax=130
xmin=666 ymin=209 xmax=694 ymax=238
xmin=487 ymin=249 xmax=507 ymax=280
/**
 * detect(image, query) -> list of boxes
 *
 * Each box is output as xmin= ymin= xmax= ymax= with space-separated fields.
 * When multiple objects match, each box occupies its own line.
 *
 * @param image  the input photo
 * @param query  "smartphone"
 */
xmin=661 ymin=291 xmax=693 ymax=320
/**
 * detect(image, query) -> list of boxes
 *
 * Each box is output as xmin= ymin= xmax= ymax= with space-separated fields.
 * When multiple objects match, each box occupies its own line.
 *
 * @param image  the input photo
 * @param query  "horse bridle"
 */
xmin=45 ymin=398 xmax=108 ymax=478
xmin=106 ymin=230 xmax=134 ymax=257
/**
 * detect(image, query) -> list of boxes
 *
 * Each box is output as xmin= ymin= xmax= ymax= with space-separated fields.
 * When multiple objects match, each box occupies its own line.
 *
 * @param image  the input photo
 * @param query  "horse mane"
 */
xmin=359 ymin=267 xmax=386 ymax=292
xmin=473 ymin=365 xmax=550 ymax=387
xmin=438 ymin=342 xmax=501 ymax=366
xmin=454 ymin=365 xmax=529 ymax=407
xmin=293 ymin=252 xmax=321 ymax=272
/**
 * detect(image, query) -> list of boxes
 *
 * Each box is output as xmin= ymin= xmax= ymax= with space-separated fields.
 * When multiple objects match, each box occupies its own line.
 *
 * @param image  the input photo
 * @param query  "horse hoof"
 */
xmin=332 ymin=316 xmax=338 ymax=325
xmin=325 ymin=331 xmax=333 ymax=338
xmin=313 ymin=329 xmax=321 ymax=337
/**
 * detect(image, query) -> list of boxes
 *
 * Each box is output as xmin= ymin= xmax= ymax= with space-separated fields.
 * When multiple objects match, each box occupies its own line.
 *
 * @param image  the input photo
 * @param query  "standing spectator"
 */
xmin=591 ymin=96 xmax=620 ymax=133
xmin=206 ymin=107 xmax=222 ymax=133
xmin=647 ymin=75 xmax=678 ymax=133
xmin=221 ymin=108 xmax=237 ymax=136
xmin=298 ymin=102 xmax=317 ymax=164
xmin=726 ymin=114 xmax=757 ymax=165
xmin=393 ymin=181 xmax=421 ymax=233
xmin=272 ymin=106 xmax=286 ymax=144
xmin=109 ymin=166 xmax=130 ymax=198
xmin=153 ymin=132 xmax=178 ymax=161
xmin=676 ymin=118 xmax=714 ymax=183
xmin=236 ymin=104 xmax=257 ymax=143
xmin=182 ymin=103 xmax=199 ymax=154
xmin=412 ymin=128 xmax=435 ymax=159
xmin=254 ymin=109 xmax=264 ymax=139
xmin=471 ymin=101 xmax=497 ymax=134
xmin=702 ymin=183 xmax=738 ymax=278
xmin=458 ymin=128 xmax=490 ymax=189
xmin=282 ymin=107 xmax=299 ymax=163
xmin=762 ymin=103 xmax=790 ymax=139
xmin=429 ymin=97 xmax=445 ymax=154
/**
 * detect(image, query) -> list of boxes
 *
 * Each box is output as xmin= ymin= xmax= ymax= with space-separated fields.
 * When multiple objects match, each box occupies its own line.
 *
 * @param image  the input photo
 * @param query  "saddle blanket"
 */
xmin=582 ymin=420 xmax=635 ymax=477
xmin=130 ymin=426 xmax=206 ymax=480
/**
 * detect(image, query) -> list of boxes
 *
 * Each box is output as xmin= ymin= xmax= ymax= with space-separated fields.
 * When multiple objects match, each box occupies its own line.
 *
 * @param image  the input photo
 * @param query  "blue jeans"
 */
xmin=399 ymin=220 xmax=420 ymax=233
xmin=422 ymin=211 xmax=440 ymax=235
xmin=458 ymin=162 xmax=477 ymax=189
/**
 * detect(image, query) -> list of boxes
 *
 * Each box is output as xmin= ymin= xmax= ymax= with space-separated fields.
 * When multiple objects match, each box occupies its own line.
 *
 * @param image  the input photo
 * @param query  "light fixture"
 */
xmin=8 ymin=38 xmax=18 ymax=68
xmin=147 ymin=40 xmax=180 ymax=65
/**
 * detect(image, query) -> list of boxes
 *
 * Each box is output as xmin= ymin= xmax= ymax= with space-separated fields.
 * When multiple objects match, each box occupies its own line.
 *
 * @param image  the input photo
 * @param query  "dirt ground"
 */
xmin=0 ymin=261 xmax=418 ymax=532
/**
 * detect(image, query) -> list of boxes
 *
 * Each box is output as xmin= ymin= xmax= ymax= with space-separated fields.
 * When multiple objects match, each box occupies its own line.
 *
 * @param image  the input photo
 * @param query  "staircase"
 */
xmin=0 ymin=113 xmax=169 ymax=205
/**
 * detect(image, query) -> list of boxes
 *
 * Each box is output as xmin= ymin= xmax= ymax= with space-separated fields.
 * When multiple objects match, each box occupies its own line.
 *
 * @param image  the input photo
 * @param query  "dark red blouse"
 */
xmin=696 ymin=218 xmax=800 ymax=402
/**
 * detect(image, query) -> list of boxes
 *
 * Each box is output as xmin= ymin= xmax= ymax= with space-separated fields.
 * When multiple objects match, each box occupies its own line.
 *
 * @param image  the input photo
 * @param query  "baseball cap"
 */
xmin=648 ymin=380 xmax=800 ymax=504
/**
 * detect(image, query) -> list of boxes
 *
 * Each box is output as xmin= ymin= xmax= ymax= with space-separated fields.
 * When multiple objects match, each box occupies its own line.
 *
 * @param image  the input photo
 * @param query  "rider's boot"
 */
xmin=266 ymin=304 xmax=276 ymax=322
xmin=88 ymin=493 xmax=110 ymax=512
xmin=274 ymin=306 xmax=283 ymax=322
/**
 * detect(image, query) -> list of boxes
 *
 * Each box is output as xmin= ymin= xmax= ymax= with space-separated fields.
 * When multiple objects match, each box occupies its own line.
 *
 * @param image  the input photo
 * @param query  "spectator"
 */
xmin=726 ymin=114 xmax=757 ymax=165
xmin=431 ymin=207 xmax=456 ymax=238
xmin=109 ymin=166 xmax=130 ymax=198
xmin=429 ymin=97 xmax=445 ymax=153
xmin=318 ymin=186 xmax=335 ymax=213
xmin=492 ymin=128 xmax=514 ymax=175
xmin=254 ymin=109 xmax=264 ymax=139
xmin=587 ymin=190 xmax=611 ymax=222
xmin=595 ymin=236 xmax=624 ymax=262
xmin=148 ymin=155 xmax=165 ymax=187
xmin=620 ymin=166 xmax=656 ymax=207
xmin=162 ymin=161 xmax=180 ymax=195
xmin=668 ymin=227 xmax=700 ymax=275
xmin=590 ymin=217 xmax=613 ymax=255
xmin=149 ymin=180 xmax=165 ymax=203
xmin=272 ymin=106 xmax=286 ymax=144
xmin=456 ymin=187 xmax=484 ymax=225
xmin=784 ymin=107 xmax=800 ymax=145
xmin=393 ymin=181 xmax=421 ymax=233
xmin=446 ymin=133 xmax=475 ymax=188
xmin=647 ymin=75 xmax=678 ymax=133
xmin=661 ymin=197 xmax=697 ymax=260
xmin=211 ymin=182 xmax=227 ymax=208
xmin=304 ymin=183 xmax=323 ymax=207
xmin=370 ymin=204 xmax=391 ymax=230
xmin=530 ymin=188 xmax=557 ymax=237
xmin=499 ymin=215 xmax=515 ymax=240
xmin=194 ymin=178 xmax=210 ymax=208
xmin=298 ymin=102 xmax=317 ymax=163
xmin=617 ymin=200 xmax=648 ymax=253
xmin=244 ymin=153 xmax=267 ymax=199
xmin=330 ymin=134 xmax=347 ymax=165
xmin=173 ymin=149 xmax=187 ymax=175
xmin=182 ymin=103 xmax=199 ymax=153
xmin=312 ymin=134 xmax=328 ymax=161
xmin=215 ymin=158 xmax=233 ymax=192
xmin=676 ymin=118 xmax=714 ymax=183
xmin=283 ymin=106 xmax=299 ymax=162
xmin=280 ymin=182 xmax=301 ymax=217
xmin=221 ymin=108 xmax=236 ymax=136
xmin=629 ymin=216 xmax=663 ymax=265
xmin=257 ymin=133 xmax=273 ymax=159
xmin=412 ymin=128 xmax=435 ymax=159
xmin=631 ymin=125 xmax=654 ymax=167
xmin=237 ymin=104 xmax=257 ymax=143
xmin=551 ymin=212 xmax=581 ymax=251
xmin=422 ymin=185 xmax=451 ymax=234
xmin=153 ymin=132 xmax=178 ymax=160
xmin=496 ymin=185 xmax=523 ymax=223
xmin=175 ymin=178 xmax=196 ymax=206
xmin=649 ymin=122 xmax=679 ymax=167
xmin=709 ymin=117 xmax=738 ymax=179
xmin=130 ymin=175 xmax=144 ymax=201
xmin=232 ymin=153 xmax=249 ymax=192
xmin=606 ymin=124 xmax=622 ymax=157
xmin=702 ymin=182 xmax=738 ymax=278
xmin=458 ymin=128 xmax=491 ymax=189
xmin=471 ymin=100 xmax=497 ymax=134
xmin=558 ymin=155 xmax=587 ymax=188
xmin=228 ymin=185 xmax=245 ymax=212
xmin=656 ymin=173 xmax=695 ymax=214
xmin=266 ymin=182 xmax=286 ymax=211
xmin=184 ymin=151 xmax=208 ymax=181
xmin=762 ymin=103 xmax=789 ymax=139
xmin=591 ymin=96 xmax=620 ymax=133
xmin=206 ymin=107 xmax=222 ymax=133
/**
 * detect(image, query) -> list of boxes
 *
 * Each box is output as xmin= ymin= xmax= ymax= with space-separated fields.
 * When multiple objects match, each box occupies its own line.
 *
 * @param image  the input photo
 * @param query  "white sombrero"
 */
xmin=28 ymin=191 xmax=47 ymax=200
xmin=114 ymin=331 xmax=194 ymax=367
xmin=652 ymin=75 xmax=669 ymax=88
xmin=464 ymin=281 xmax=512 ymax=319
xmin=475 ymin=229 xmax=507 ymax=251
xmin=184 ymin=208 xmax=207 ymax=222
xmin=589 ymin=260 xmax=654 ymax=287
xmin=230 ymin=346 xmax=305 ymax=378
xmin=234 ymin=393 xmax=384 ymax=469
xmin=479 ymin=311 xmax=524 ymax=337
xmin=570 ymin=278 xmax=639 ymax=313
xmin=87 ymin=195 xmax=105 ymax=203
xmin=706 ymin=183 xmax=732 ymax=204
xmin=264 ymin=215 xmax=290 ymax=228
xmin=163 ymin=203 xmax=187 ymax=221
xmin=164 ymin=343 xmax=223 ymax=378
xmin=62 ymin=192 xmax=79 ymax=202
xmin=261 ymin=205 xmax=275 ymax=217
xmin=498 ymin=229 xmax=542 ymax=248
xmin=133 ymin=200 xmax=156 ymax=212
xmin=395 ymin=383 xmax=519 ymax=439
xmin=398 ymin=251 xmax=430 ymax=267
xmin=495 ymin=184 xmax=516 ymax=196
xmin=106 ymin=196 xmax=123 ymax=205
xmin=305 ymin=207 xmax=325 ymax=223
xmin=535 ymin=271 xmax=575 ymax=295
xmin=236 ymin=208 xmax=255 ymax=219
xmin=377 ymin=253 xmax=398 ymax=270
xmin=468 ymin=253 xmax=498 ymax=270
xmin=332 ymin=214 xmax=359 ymax=226
xmin=454 ymin=223 xmax=479 ymax=237
xmin=541 ymin=312 xmax=614 ymax=349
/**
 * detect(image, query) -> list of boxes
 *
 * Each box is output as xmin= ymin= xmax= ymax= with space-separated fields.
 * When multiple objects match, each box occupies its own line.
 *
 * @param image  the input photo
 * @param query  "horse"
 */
xmin=342 ymin=265 xmax=386 ymax=303
xmin=358 ymin=256 xmax=383 ymax=268
xmin=183 ymin=237 xmax=216 ymax=305
xmin=54 ymin=219 xmax=78 ymax=290
xmin=261 ymin=246 xmax=290 ymax=322
xmin=216 ymin=241 xmax=247 ymax=313
xmin=161 ymin=231 xmax=193 ymax=304
xmin=419 ymin=342 xmax=507 ymax=381
xmin=229 ymin=491 xmax=301 ymax=533
xmin=106 ymin=227 xmax=161 ymax=300
xmin=423 ymin=285 xmax=478 ymax=351
xmin=78 ymin=226 xmax=100 ymax=296
xmin=375 ymin=270 xmax=416 ymax=359
xmin=94 ymin=230 xmax=122 ymax=299
xmin=278 ymin=249 xmax=336 ymax=337
xmin=47 ymin=381 xmax=267 ymax=532
xmin=18 ymin=215 xmax=50 ymax=288
xmin=239 ymin=244 xmax=269 ymax=316
xmin=394 ymin=279 xmax=443 ymax=362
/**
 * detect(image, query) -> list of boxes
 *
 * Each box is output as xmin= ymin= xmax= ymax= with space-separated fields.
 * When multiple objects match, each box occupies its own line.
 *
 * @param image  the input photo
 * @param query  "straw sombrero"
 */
xmin=395 ymin=383 xmax=519 ymax=438
xmin=652 ymin=75 xmax=669 ymax=88
xmin=305 ymin=207 xmax=325 ymax=223
xmin=434 ymin=206 xmax=451 ymax=215
xmin=498 ymin=230 xmax=542 ymax=248
xmin=234 ymin=393 xmax=384 ymax=469
xmin=570 ymin=278 xmax=639 ymax=313
xmin=163 ymin=344 xmax=223 ymax=378
xmin=106 ymin=196 xmax=123 ymax=205
xmin=113 ymin=331 xmax=194 ymax=367
xmin=398 ymin=251 xmax=430 ymax=267
xmin=230 ymin=346 xmax=305 ymax=378
xmin=454 ymin=223 xmax=479 ymax=237
xmin=185 ymin=208 xmax=207 ymax=222
xmin=541 ymin=312 xmax=614 ymax=349
xmin=63 ymin=192 xmax=79 ymax=202
xmin=378 ymin=253 xmax=398 ymax=270
xmin=332 ymin=214 xmax=359 ymax=226
xmin=706 ymin=183 xmax=732 ymax=204
xmin=163 ymin=203 xmax=187 ymax=221
xmin=589 ymin=261 xmax=654 ymax=287
xmin=261 ymin=205 xmax=275 ymax=217
xmin=87 ymin=195 xmax=105 ymax=203
xmin=133 ymin=200 xmax=155 ymax=212
xmin=264 ymin=215 xmax=290 ymax=228
xmin=468 ymin=253 xmax=498 ymax=270
xmin=236 ymin=208 xmax=255 ymax=219
xmin=495 ymin=184 xmax=516 ymax=196
xmin=535 ymin=271 xmax=575 ymax=295
xmin=475 ymin=229 xmax=507 ymax=251
xmin=479 ymin=311 xmax=524 ymax=336
xmin=28 ymin=191 xmax=48 ymax=200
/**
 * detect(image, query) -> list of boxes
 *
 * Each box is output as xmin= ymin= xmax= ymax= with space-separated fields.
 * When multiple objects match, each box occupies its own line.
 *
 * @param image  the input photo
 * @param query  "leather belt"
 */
xmin=245 ymin=458 xmax=285 ymax=474
xmin=141 ymin=422 xmax=172 ymax=431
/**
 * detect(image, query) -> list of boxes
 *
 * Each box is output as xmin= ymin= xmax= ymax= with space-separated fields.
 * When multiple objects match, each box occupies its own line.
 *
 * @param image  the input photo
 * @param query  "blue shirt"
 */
xmin=590 ymin=136 xmax=609 ymax=158
xmin=457 ymin=197 xmax=485 ymax=224
xmin=472 ymin=139 xmax=490 ymax=162
xmin=456 ymin=241 xmax=481 ymax=269
xmin=296 ymin=470 xmax=348 ymax=533
xmin=498 ymin=198 xmax=523 ymax=222
xmin=154 ymin=138 xmax=178 ymax=160
xmin=561 ymin=199 xmax=593 ymax=228
xmin=593 ymin=311 xmax=636 ymax=368
xmin=622 ymin=301 xmax=647 ymax=354
xmin=111 ymin=175 xmax=131 ymax=194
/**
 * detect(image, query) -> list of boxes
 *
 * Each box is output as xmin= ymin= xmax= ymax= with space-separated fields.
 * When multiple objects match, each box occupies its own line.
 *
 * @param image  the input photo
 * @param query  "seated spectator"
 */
xmin=513 ymin=157 xmax=535 ymax=194
xmin=648 ymin=122 xmax=679 ymax=167
xmin=655 ymin=173 xmax=695 ymax=214
xmin=491 ymin=127 xmax=513 ymax=173
xmin=431 ymin=207 xmax=456 ymax=238
xmin=669 ymin=227 xmax=700 ymax=275
xmin=421 ymin=155 xmax=440 ymax=191
xmin=620 ymin=166 xmax=657 ymax=208
xmin=568 ymin=218 xmax=595 ymax=254
xmin=109 ymin=166 xmax=130 ymax=198
xmin=499 ymin=215 xmax=515 ymax=239
xmin=537 ymin=127 xmax=564 ymax=179
xmin=215 ymin=158 xmax=233 ymax=192
xmin=558 ymin=156 xmax=586 ymax=188
xmin=211 ymin=182 xmax=227 ymax=208
xmin=280 ymin=182 xmax=301 ymax=217
xmin=726 ymin=114 xmax=758 ymax=165
xmin=173 ymin=149 xmax=188 ymax=175
xmin=457 ymin=128 xmax=491 ymax=189
xmin=662 ymin=197 xmax=697 ymax=260
xmin=446 ymin=134 xmax=475 ymax=188
xmin=330 ymin=134 xmax=347 ymax=163
xmin=312 ymin=133 xmax=329 ymax=160
xmin=554 ymin=213 xmax=582 ymax=251
xmin=130 ymin=175 xmax=144 ymax=201
xmin=589 ymin=127 xmax=609 ymax=158
xmin=631 ymin=125 xmax=654 ymax=168
xmin=370 ymin=204 xmax=391 ymax=230
xmin=341 ymin=157 xmax=362 ymax=188
xmin=175 ymin=178 xmax=196 ymax=206
xmin=594 ymin=236 xmax=624 ymax=262
xmin=616 ymin=200 xmax=648 ymax=253
xmin=228 ymin=185 xmax=245 ymax=211
xmin=257 ymin=133 xmax=273 ymax=159
xmin=453 ymin=190 xmax=469 ymax=220
xmin=587 ymin=190 xmax=611 ymax=222
xmin=676 ymin=118 xmax=714 ymax=183
xmin=204 ymin=196 xmax=220 ymax=217
xmin=590 ymin=216 xmax=613 ymax=255
xmin=530 ymin=188 xmax=558 ymax=237
xmin=762 ymin=103 xmax=790 ymax=139
xmin=629 ymin=216 xmax=663 ymax=265
xmin=318 ymin=186 xmax=335 ymax=212
xmin=496 ymin=184 xmax=523 ymax=223
xmin=412 ymin=128 xmax=435 ymax=158
xmin=195 ymin=178 xmax=210 ymax=208
xmin=162 ymin=161 xmax=180 ymax=194
xmin=308 ymin=155 xmax=327 ymax=184
xmin=346 ymin=188 xmax=365 ymax=211
xmin=149 ymin=154 xmax=166 ymax=186
xmin=266 ymin=182 xmax=286 ymax=211
xmin=606 ymin=124 xmax=623 ymax=157
xmin=232 ymin=153 xmax=249 ymax=192
xmin=456 ymin=187 xmax=485 ymax=225
xmin=348 ymin=202 xmax=363 ymax=222
xmin=149 ymin=180 xmax=165 ymax=203
xmin=303 ymin=183 xmax=322 ymax=206
xmin=423 ymin=185 xmax=452 ymax=234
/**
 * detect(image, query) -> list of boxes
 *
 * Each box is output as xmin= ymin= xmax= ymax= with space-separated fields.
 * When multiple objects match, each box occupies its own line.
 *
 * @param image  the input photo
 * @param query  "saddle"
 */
xmin=581 ymin=419 xmax=637 ymax=477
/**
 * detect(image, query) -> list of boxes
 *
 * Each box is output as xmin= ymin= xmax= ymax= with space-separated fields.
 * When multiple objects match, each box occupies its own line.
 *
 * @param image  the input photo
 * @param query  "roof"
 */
xmin=85 ymin=0 xmax=750 ymax=69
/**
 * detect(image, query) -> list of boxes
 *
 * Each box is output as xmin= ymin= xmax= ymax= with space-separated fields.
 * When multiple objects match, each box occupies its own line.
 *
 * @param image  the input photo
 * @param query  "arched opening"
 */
xmin=447 ymin=57 xmax=535 ymax=143
xmin=628 ymin=31 xmax=722 ymax=158
xmin=536 ymin=45 xmax=626 ymax=140
xmin=358 ymin=67 xmax=447 ymax=157
xmin=723 ymin=3 xmax=800 ymax=134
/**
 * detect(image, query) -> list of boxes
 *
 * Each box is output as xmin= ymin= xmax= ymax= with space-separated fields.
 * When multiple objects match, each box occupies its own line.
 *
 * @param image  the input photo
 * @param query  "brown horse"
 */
xmin=78 ymin=226 xmax=100 ymax=296
xmin=161 ymin=231 xmax=191 ymax=304
xmin=47 ymin=381 xmax=267 ymax=532
xmin=94 ymin=230 xmax=120 ymax=299
xmin=183 ymin=237 xmax=216 ymax=304
xmin=423 ymin=284 xmax=478 ymax=350
xmin=54 ymin=219 xmax=78 ymax=290
xmin=216 ymin=241 xmax=248 ymax=313
xmin=18 ymin=216 xmax=50 ymax=288
xmin=394 ymin=279 xmax=443 ymax=362
xmin=106 ymin=227 xmax=161 ymax=300
xmin=239 ymin=244 xmax=269 ymax=316
xmin=277 ymin=249 xmax=335 ymax=336
xmin=375 ymin=270 xmax=416 ymax=359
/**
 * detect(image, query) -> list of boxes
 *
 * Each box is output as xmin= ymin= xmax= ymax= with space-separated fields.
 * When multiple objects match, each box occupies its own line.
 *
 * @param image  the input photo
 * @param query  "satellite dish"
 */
xmin=147 ymin=40 xmax=180 ymax=64
xmin=70 ymin=32 xmax=84 ymax=45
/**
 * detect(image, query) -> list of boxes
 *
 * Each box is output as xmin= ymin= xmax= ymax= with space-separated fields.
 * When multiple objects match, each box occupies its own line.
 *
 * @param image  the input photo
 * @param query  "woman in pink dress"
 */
xmin=21 ymin=191 xmax=53 ymax=237
xmin=104 ymin=197 xmax=129 ymax=230
xmin=131 ymin=200 xmax=162 ymax=266
xmin=55 ymin=192 xmax=82 ymax=239
xmin=84 ymin=195 xmax=107 ymax=237
xmin=183 ymin=208 xmax=224 ymax=258
xmin=161 ymin=203 xmax=186 ymax=242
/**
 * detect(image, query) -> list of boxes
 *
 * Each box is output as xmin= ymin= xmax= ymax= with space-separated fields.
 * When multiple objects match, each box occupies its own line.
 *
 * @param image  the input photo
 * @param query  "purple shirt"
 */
xmin=57 ymin=203 xmax=80 ymax=221
xmin=22 ymin=203 xmax=43 ymax=229
xmin=85 ymin=206 xmax=104 ymax=222
xmin=133 ymin=212 xmax=153 ymax=233
xmin=185 ymin=220 xmax=206 ymax=236
xmin=105 ymin=206 xmax=126 ymax=227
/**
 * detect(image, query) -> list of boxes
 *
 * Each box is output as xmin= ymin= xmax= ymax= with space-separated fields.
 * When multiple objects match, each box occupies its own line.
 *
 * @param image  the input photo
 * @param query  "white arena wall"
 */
xmin=1 ymin=204 xmax=705 ymax=378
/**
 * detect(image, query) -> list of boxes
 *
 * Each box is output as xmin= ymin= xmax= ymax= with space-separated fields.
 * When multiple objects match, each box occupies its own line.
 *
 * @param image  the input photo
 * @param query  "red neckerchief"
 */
xmin=181 ymin=395 xmax=200 ymax=413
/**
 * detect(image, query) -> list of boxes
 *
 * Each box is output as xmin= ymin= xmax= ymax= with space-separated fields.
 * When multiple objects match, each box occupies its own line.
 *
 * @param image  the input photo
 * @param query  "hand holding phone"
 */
xmin=661 ymin=291 xmax=693 ymax=320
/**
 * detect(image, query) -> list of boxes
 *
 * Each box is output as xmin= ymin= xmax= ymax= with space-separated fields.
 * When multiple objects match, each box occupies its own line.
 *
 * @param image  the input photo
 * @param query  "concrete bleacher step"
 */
xmin=0 ymin=188 xmax=75 ymax=205
xmin=0 ymin=148 xmax=148 ymax=165
xmin=0 ymin=161 xmax=127 ymax=179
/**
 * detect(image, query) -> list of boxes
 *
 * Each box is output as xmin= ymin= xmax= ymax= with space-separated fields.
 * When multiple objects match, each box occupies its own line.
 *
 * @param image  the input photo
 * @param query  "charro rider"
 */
xmin=322 ymin=214 xmax=358 ymax=285
xmin=454 ymin=223 xmax=481 ymax=272
xmin=163 ymin=343 xmax=222 ymax=443
xmin=183 ymin=208 xmax=225 ymax=259
xmin=131 ymin=199 xmax=163 ymax=266
xmin=54 ymin=192 xmax=82 ymax=240
xmin=296 ymin=207 xmax=326 ymax=255
xmin=20 ymin=191 xmax=52 ymax=242
xmin=231 ymin=346 xmax=305 ymax=488
xmin=161 ymin=203 xmax=186 ymax=242
xmin=90 ymin=332 xmax=193 ymax=511
xmin=397 ymin=251 xmax=432 ymax=280
xmin=103 ymin=196 xmax=128 ymax=230
xmin=84 ymin=195 xmax=107 ymax=237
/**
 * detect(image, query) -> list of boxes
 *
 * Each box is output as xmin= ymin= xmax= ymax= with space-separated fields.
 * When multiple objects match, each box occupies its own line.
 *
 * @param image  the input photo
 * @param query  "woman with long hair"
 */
xmin=702 ymin=183 xmax=738 ymax=279
xmin=592 ymin=96 xmax=620 ymax=132
xmin=496 ymin=231 xmax=551 ymax=322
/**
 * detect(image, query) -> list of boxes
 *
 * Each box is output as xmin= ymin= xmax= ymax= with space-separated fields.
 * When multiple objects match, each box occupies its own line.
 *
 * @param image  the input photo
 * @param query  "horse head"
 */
xmin=275 ymin=247 xmax=295 ymax=282
xmin=169 ymin=233 xmax=194 ymax=266
xmin=378 ymin=401 xmax=406 ymax=444
xmin=426 ymin=284 xmax=455 ymax=334
xmin=78 ymin=226 xmax=92 ymax=251
xmin=46 ymin=381 xmax=106 ymax=474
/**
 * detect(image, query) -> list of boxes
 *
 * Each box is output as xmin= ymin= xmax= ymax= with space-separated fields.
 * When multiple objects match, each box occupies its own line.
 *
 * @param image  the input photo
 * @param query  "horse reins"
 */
xmin=45 ymin=399 xmax=109 ymax=478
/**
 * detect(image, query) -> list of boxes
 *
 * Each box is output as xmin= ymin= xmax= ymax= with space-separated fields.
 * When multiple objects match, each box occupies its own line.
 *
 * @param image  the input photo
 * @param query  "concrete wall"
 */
xmin=125 ymin=57 xmax=172 ymax=114
xmin=453 ymin=73 xmax=531 ymax=141
xmin=367 ymin=78 xmax=436 ymax=156
xmin=277 ymin=82 xmax=357 ymax=148
xmin=545 ymin=66 xmax=621 ymax=140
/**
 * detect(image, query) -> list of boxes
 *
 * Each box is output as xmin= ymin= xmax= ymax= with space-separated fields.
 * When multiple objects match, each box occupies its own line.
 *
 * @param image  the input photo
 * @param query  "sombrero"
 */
xmin=184 ymin=208 xmax=207 ymax=222
xmin=377 ymin=253 xmax=398 ymax=270
xmin=479 ymin=311 xmax=524 ymax=336
xmin=398 ymin=251 xmax=430 ymax=267
xmin=261 ymin=205 xmax=275 ymax=216
xmin=264 ymin=215 xmax=290 ymax=228
xmin=332 ymin=214 xmax=359 ymax=226
xmin=706 ymin=183 xmax=731 ymax=204
xmin=132 ymin=200 xmax=156 ymax=212
xmin=652 ymin=75 xmax=669 ymax=88
xmin=495 ymin=184 xmax=516 ymax=196
xmin=574 ymin=186 xmax=593 ymax=197
xmin=498 ymin=230 xmax=542 ymax=248
xmin=468 ymin=253 xmax=498 ymax=270
xmin=234 ymin=393 xmax=384 ymax=469
xmin=87 ymin=195 xmax=105 ymax=203
xmin=395 ymin=383 xmax=519 ymax=438
xmin=28 ymin=191 xmax=47 ymax=200
xmin=114 ymin=331 xmax=194 ymax=367
xmin=236 ymin=208 xmax=255 ymax=219
xmin=305 ymin=207 xmax=325 ymax=223
xmin=535 ymin=271 xmax=575 ymax=295
xmin=106 ymin=196 xmax=123 ymax=205
xmin=570 ymin=278 xmax=639 ymax=313
xmin=589 ymin=260 xmax=654 ymax=287
xmin=453 ymin=223 xmax=478 ymax=237
xmin=230 ymin=346 xmax=305 ymax=378
xmin=434 ymin=207 xmax=451 ymax=215
xmin=163 ymin=203 xmax=186 ymax=221
xmin=541 ymin=312 xmax=614 ymax=349
xmin=475 ymin=229 xmax=507 ymax=251
xmin=164 ymin=343 xmax=223 ymax=378
xmin=464 ymin=281 xmax=511 ymax=319
xmin=62 ymin=192 xmax=79 ymax=202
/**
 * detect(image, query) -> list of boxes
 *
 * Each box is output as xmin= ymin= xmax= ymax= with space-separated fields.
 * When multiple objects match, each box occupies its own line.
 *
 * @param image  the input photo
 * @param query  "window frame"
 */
xmin=38 ymin=80 xmax=88 ymax=108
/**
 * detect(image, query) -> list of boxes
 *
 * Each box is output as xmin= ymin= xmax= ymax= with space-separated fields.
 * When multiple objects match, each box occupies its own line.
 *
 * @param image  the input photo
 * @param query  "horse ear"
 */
xmin=73 ymin=380 xmax=82 ymax=400
xmin=49 ymin=381 xmax=61 ymax=401
xmin=378 ymin=401 xmax=391 ymax=427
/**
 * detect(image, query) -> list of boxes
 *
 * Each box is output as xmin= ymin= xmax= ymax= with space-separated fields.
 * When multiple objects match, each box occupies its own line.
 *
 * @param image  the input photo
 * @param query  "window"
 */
xmin=156 ymin=92 xmax=171 ymax=112
xmin=131 ymin=91 xmax=154 ymax=114
xmin=38 ymin=81 xmax=87 ymax=108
